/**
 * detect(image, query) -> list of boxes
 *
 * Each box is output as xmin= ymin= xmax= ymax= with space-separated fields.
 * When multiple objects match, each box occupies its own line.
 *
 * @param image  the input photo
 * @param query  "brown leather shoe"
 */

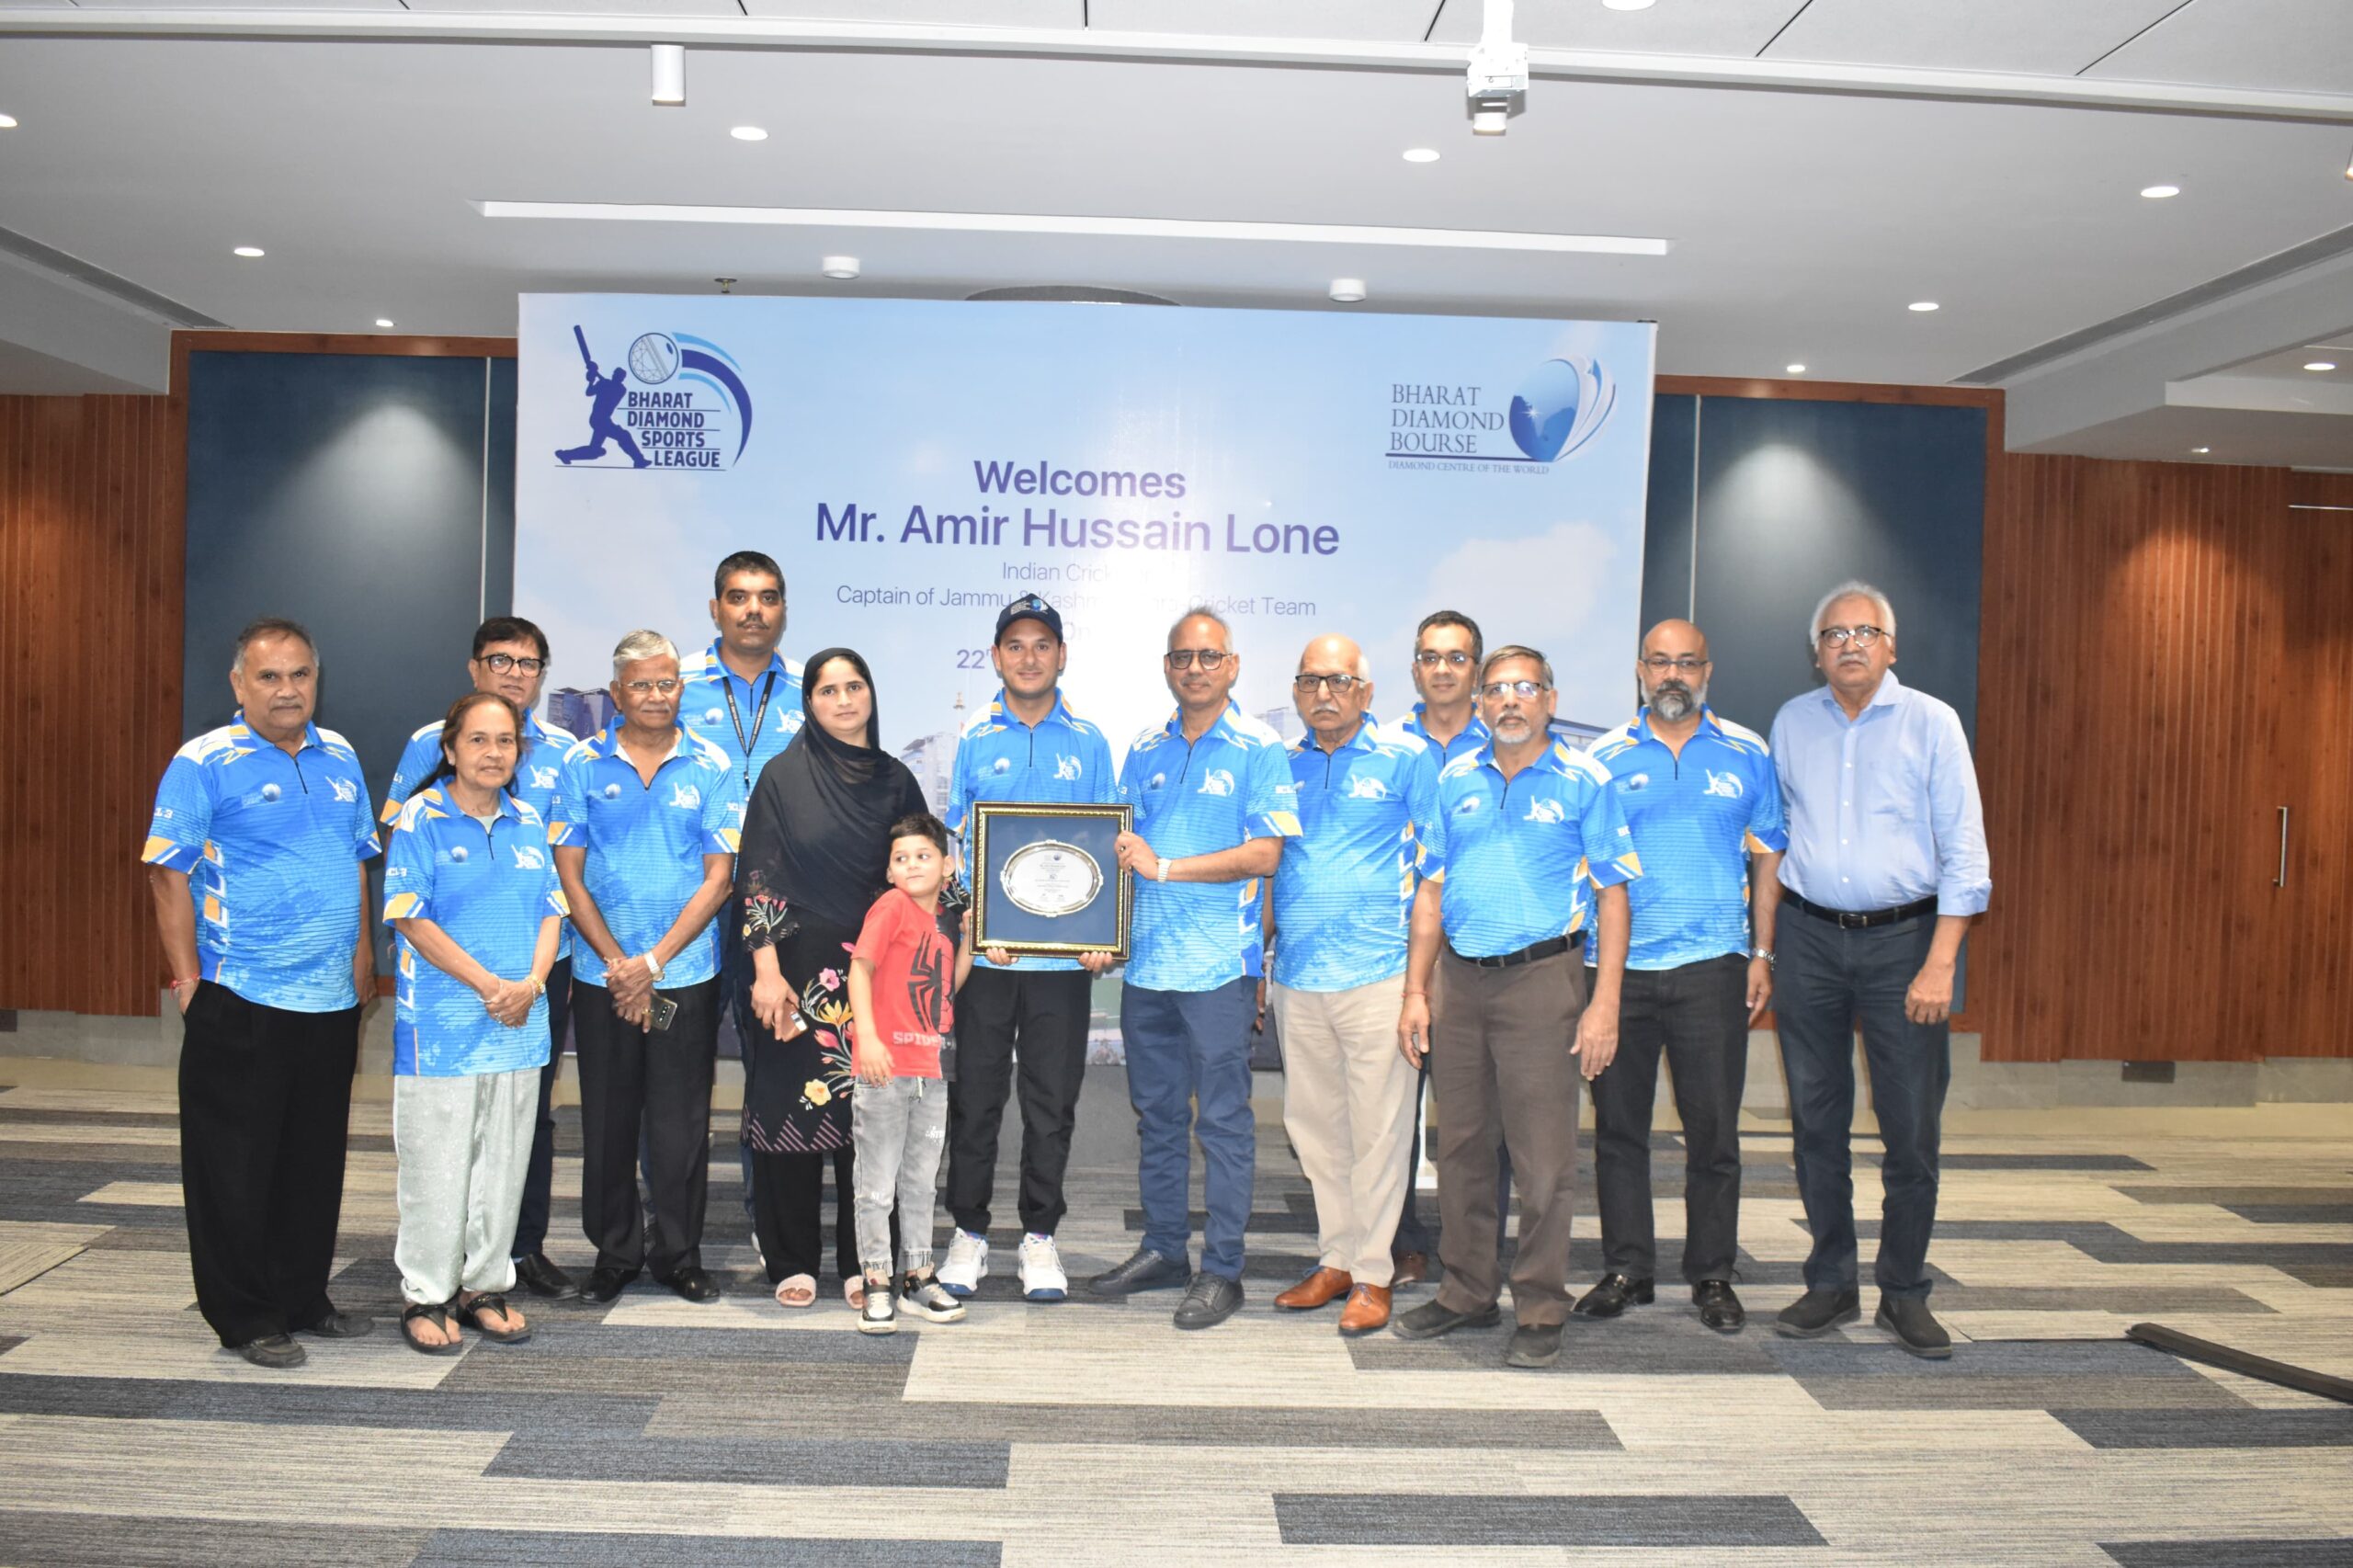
xmin=1337 ymin=1283 xmax=1392 ymax=1335
xmin=1274 ymin=1267 xmax=1354 ymax=1310
xmin=1391 ymin=1252 xmax=1430 ymax=1287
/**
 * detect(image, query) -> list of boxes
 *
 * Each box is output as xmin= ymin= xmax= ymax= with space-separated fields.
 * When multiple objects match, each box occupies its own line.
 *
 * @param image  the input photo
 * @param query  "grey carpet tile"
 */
xmin=0 ymin=1371 xmax=661 ymax=1432
xmin=1939 ymin=1153 xmax=2155 ymax=1171
xmin=2280 ymin=1264 xmax=2353 ymax=1288
xmin=2225 ymin=1204 xmax=2353 ymax=1224
xmin=2120 ymin=1186 xmax=2353 ymax=1207
xmin=2101 ymin=1542 xmax=2353 ymax=1567
xmin=0 ymin=1333 xmax=23 ymax=1356
xmin=410 ymin=1530 xmax=1000 ymax=1567
xmin=443 ymin=1352 xmax=911 ymax=1403
xmin=1273 ymin=1492 xmax=1827 ymax=1547
xmin=1349 ymin=1312 xmax=1785 ymax=1376
xmin=2055 ymin=1409 xmax=2353 ymax=1449
xmin=1768 ymin=1339 xmax=2251 ymax=1411
xmin=1857 ymin=1219 xmax=2353 ymax=1269
xmin=0 ymin=1510 xmax=428 ymax=1566
xmin=489 ymin=1321 xmax=915 ymax=1366
xmin=1910 ymin=1286 xmax=2273 ymax=1312
xmin=484 ymin=1430 xmax=1011 ymax=1489
xmin=0 ymin=1108 xmax=182 ymax=1129
xmin=77 ymin=1221 xmax=199 ymax=1249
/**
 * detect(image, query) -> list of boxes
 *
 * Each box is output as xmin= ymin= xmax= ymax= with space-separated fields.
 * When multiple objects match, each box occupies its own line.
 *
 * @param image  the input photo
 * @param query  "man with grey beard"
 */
xmin=1574 ymin=619 xmax=1786 ymax=1333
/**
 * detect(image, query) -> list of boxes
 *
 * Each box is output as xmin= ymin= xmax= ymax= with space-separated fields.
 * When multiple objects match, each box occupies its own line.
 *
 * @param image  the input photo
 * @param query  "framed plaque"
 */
xmin=970 ymin=801 xmax=1133 ymax=959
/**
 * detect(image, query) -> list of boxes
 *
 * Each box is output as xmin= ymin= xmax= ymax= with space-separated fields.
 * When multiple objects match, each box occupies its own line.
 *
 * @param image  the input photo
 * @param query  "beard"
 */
xmin=1649 ymin=681 xmax=1705 ymax=722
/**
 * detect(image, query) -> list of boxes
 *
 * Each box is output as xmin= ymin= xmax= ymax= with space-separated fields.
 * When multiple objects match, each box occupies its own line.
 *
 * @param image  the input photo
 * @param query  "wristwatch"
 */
xmin=1154 ymin=858 xmax=1172 ymax=883
xmin=1750 ymin=947 xmax=1774 ymax=965
xmin=642 ymin=951 xmax=665 ymax=982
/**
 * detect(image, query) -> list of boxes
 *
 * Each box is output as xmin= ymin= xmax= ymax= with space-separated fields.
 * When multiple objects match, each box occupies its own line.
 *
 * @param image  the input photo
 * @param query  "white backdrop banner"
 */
xmin=515 ymin=295 xmax=1654 ymax=790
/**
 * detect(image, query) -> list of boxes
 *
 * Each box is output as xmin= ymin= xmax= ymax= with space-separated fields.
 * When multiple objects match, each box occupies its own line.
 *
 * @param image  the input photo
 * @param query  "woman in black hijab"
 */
xmin=737 ymin=648 xmax=926 ymax=1308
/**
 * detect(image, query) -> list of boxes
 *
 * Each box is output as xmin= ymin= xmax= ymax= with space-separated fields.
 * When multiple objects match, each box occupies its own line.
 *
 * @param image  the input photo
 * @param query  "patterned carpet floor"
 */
xmin=0 ymin=1063 xmax=2348 ymax=1566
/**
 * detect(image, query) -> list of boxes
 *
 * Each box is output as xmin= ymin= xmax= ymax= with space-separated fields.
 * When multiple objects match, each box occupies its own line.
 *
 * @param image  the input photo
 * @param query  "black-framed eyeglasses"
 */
xmin=1815 ymin=625 xmax=1886 ymax=650
xmin=1414 ymin=649 xmax=1473 ymax=668
xmin=1641 ymin=654 xmax=1707 ymax=674
xmin=1479 ymin=679 xmax=1549 ymax=701
xmin=1165 ymin=649 xmax=1231 ymax=671
xmin=1292 ymin=673 xmax=1365 ymax=696
xmin=621 ymin=677 xmax=681 ymax=696
xmin=480 ymin=653 xmax=547 ymax=675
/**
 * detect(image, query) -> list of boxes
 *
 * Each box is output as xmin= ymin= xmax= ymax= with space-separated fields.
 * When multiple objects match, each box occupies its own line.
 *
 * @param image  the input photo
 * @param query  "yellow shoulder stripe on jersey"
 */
xmin=383 ymin=892 xmax=423 ymax=921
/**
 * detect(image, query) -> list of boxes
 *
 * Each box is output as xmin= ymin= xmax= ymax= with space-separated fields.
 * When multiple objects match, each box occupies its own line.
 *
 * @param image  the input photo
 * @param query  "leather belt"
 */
xmin=1787 ymin=892 xmax=1937 ymax=930
xmin=1447 ymin=935 xmax=1572 ymax=970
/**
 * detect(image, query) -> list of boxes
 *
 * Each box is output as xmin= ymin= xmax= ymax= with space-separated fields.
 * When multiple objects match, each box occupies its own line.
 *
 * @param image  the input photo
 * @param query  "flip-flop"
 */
xmin=455 ymin=1292 xmax=531 ymax=1345
xmin=845 ymin=1275 xmax=867 ymax=1309
xmin=774 ymin=1273 xmax=817 ymax=1309
xmin=400 ymin=1301 xmax=462 ymax=1357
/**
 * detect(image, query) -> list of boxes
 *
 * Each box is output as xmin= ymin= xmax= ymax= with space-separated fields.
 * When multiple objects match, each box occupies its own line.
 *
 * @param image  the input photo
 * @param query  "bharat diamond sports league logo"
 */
xmin=555 ymin=324 xmax=755 ymax=471
xmin=1388 ymin=355 xmax=1616 ymax=468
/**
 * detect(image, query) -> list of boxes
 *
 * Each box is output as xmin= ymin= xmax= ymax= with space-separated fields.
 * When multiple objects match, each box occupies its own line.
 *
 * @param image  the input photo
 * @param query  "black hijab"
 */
xmin=737 ymin=647 xmax=926 ymax=932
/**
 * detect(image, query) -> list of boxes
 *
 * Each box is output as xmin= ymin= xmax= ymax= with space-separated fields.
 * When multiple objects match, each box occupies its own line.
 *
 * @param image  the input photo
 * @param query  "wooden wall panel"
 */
xmin=0 ymin=395 xmax=183 ymax=1016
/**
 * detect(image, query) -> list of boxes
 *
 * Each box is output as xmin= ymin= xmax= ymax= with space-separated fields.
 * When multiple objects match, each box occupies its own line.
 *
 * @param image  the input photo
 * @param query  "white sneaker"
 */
xmin=899 ymin=1273 xmax=968 ymax=1323
xmin=938 ymin=1229 xmax=989 ymax=1298
xmin=1017 ymin=1233 xmax=1068 ymax=1301
xmin=857 ymin=1276 xmax=898 ymax=1335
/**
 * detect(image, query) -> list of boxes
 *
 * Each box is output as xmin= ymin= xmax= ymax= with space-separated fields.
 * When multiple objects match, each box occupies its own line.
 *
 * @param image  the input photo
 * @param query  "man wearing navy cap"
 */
xmin=936 ymin=595 xmax=1117 ymax=1303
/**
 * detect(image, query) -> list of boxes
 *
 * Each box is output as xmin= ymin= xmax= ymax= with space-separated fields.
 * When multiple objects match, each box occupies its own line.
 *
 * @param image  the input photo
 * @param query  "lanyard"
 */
xmin=721 ymin=667 xmax=777 ymax=790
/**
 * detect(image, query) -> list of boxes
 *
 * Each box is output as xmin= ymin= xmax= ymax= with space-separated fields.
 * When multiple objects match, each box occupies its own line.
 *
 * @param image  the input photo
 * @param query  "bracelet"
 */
xmin=1154 ymin=858 xmax=1172 ymax=883
xmin=169 ymin=976 xmax=199 ymax=990
xmin=527 ymin=974 xmax=547 ymax=995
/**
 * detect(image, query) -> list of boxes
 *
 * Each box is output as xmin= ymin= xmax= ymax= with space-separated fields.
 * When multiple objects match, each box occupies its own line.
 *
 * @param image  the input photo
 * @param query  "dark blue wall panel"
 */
xmin=1641 ymin=393 xmax=1699 ymax=635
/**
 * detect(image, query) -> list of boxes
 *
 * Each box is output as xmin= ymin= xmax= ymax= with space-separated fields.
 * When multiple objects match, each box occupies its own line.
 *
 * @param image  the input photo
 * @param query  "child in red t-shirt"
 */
xmin=847 ymin=812 xmax=973 ymax=1334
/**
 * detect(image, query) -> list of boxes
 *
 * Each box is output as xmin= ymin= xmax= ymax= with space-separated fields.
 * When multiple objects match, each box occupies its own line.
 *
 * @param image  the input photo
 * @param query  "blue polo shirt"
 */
xmin=1270 ymin=717 xmax=1441 ymax=993
xmin=141 ymin=715 xmax=381 ymax=1013
xmin=946 ymin=687 xmax=1119 ymax=973
xmin=679 ymin=639 xmax=804 ymax=797
xmin=383 ymin=789 xmax=565 ymax=1076
xmin=549 ymin=720 xmax=744 ymax=988
xmin=1396 ymin=703 xmax=1491 ymax=769
xmin=1585 ymin=707 xmax=1787 ymax=971
xmin=1119 ymin=702 xmax=1301 ymax=993
xmin=1424 ymin=739 xmax=1640 ymax=960
xmin=384 ymin=709 xmax=579 ymax=962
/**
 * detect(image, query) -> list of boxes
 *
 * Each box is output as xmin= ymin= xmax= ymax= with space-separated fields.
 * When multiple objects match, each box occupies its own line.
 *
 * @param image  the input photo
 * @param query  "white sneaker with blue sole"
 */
xmin=1017 ymin=1233 xmax=1068 ymax=1301
xmin=938 ymin=1229 xmax=988 ymax=1298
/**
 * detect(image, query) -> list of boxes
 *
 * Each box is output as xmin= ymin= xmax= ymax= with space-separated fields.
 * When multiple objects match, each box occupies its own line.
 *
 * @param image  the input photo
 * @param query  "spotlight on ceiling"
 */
xmin=1467 ymin=0 xmax=1528 ymax=136
xmin=233 ymin=245 xmax=265 ymax=258
xmin=1908 ymin=301 xmax=1940 ymax=312
xmin=2190 ymin=447 xmax=2211 ymax=455
xmin=0 ymin=113 xmax=17 ymax=130
xmin=730 ymin=125 xmax=767 ymax=142
xmin=1329 ymin=278 xmax=1368 ymax=303
xmin=821 ymin=256 xmax=860 ymax=280
xmin=2306 ymin=360 xmax=2340 ymax=372
xmin=2140 ymin=185 xmax=2180 ymax=199
xmin=1601 ymin=0 xmax=1656 ymax=9
xmin=1403 ymin=147 xmax=1440 ymax=164
xmin=375 ymin=318 xmax=394 ymax=328
xmin=1786 ymin=364 xmax=1807 ymax=374
xmin=651 ymin=44 xmax=686 ymax=107
xmin=2344 ymin=142 xmax=2353 ymax=180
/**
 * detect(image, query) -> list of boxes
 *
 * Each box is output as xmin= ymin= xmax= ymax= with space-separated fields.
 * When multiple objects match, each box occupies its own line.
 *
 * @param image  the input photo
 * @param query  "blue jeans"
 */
xmin=1120 ymin=976 xmax=1257 ymax=1281
xmin=1773 ymin=910 xmax=1951 ymax=1300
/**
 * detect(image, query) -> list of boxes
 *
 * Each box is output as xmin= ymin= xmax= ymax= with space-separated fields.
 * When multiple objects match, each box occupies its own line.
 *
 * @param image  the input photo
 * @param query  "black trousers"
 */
xmin=946 ymin=966 xmax=1092 ymax=1237
xmin=749 ymin=1145 xmax=881 ymax=1283
xmin=508 ymin=956 xmax=573 ymax=1259
xmin=176 ymin=982 xmax=361 ymax=1346
xmin=1588 ymin=954 xmax=1749 ymax=1284
xmin=572 ymin=977 xmax=719 ymax=1278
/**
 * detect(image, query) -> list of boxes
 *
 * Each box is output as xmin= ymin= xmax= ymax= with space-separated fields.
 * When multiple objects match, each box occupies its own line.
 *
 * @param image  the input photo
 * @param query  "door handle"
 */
xmin=2275 ymin=806 xmax=2290 ymax=889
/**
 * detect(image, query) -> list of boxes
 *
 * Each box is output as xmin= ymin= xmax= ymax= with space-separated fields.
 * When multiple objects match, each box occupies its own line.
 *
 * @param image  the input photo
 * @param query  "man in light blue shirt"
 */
xmin=142 ymin=618 xmax=380 ymax=1369
xmin=937 ymin=595 xmax=1117 ymax=1304
xmin=1576 ymin=619 xmax=1786 ymax=1335
xmin=1264 ymin=633 xmax=1439 ymax=1337
xmin=1091 ymin=608 xmax=1300 ymax=1329
xmin=1768 ymin=580 xmax=1991 ymax=1360
xmin=550 ymin=631 xmax=745 ymax=1307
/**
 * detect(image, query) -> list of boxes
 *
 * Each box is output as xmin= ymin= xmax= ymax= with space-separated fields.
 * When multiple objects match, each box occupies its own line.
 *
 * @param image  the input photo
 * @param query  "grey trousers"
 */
xmin=851 ymin=1074 xmax=947 ymax=1277
xmin=392 ymin=1067 xmax=537 ymax=1307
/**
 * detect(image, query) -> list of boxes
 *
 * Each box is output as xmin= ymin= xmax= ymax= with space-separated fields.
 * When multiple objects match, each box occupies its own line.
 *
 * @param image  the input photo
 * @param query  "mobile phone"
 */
xmin=647 ymin=993 xmax=679 ymax=1032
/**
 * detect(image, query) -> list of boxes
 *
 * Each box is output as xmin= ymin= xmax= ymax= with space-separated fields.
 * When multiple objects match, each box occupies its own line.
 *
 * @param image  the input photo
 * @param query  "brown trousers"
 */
xmin=1429 ymin=949 xmax=1587 ymax=1327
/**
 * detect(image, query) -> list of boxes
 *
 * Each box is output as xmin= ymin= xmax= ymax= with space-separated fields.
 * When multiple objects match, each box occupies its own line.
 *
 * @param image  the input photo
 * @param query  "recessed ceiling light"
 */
xmin=374 ymin=318 xmax=394 ymax=329
xmin=2190 ymin=447 xmax=2211 ymax=454
xmin=1785 ymin=363 xmax=1807 ymax=374
xmin=233 ymin=245 xmax=265 ymax=258
xmin=0 ymin=114 xmax=17 ymax=130
xmin=1908 ymin=301 xmax=1939 ymax=312
xmin=1601 ymin=0 xmax=1656 ymax=9
xmin=2140 ymin=184 xmax=2180 ymax=199
xmin=2305 ymin=360 xmax=2339 ymax=371
xmin=1402 ymin=147 xmax=1440 ymax=164
xmin=730 ymin=125 xmax=767 ymax=142
xmin=650 ymin=43 xmax=685 ymax=107
xmin=820 ymin=255 xmax=860 ymax=280
xmin=1329 ymin=278 xmax=1368 ymax=303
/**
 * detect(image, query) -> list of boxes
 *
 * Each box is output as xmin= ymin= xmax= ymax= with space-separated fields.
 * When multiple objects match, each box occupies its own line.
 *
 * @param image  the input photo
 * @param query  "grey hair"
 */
xmin=1808 ymin=580 xmax=1897 ymax=647
xmin=611 ymin=630 xmax=679 ymax=677
xmin=1295 ymin=640 xmax=1374 ymax=682
xmin=1168 ymin=605 xmax=1233 ymax=650
xmin=1481 ymin=644 xmax=1555 ymax=688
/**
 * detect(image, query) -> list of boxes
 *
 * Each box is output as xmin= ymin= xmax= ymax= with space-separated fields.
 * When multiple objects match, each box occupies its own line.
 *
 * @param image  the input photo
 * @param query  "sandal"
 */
xmin=455 ymin=1292 xmax=531 ymax=1345
xmin=773 ymin=1273 xmax=817 ymax=1309
xmin=400 ymin=1301 xmax=462 ymax=1356
xmin=845 ymin=1275 xmax=868 ymax=1309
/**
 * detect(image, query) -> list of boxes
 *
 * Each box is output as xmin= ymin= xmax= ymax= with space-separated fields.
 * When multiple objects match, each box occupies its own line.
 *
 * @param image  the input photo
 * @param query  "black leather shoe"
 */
xmin=1876 ymin=1294 xmax=1953 ymax=1359
xmin=1172 ymin=1272 xmax=1245 ymax=1330
xmin=1775 ymin=1286 xmax=1861 ymax=1337
xmin=1693 ymin=1279 xmax=1746 ymax=1332
xmin=294 ymin=1308 xmax=374 ymax=1339
xmin=581 ymin=1266 xmax=638 ymax=1304
xmin=661 ymin=1267 xmax=723 ymax=1303
xmin=512 ymin=1253 xmax=578 ymax=1301
xmin=234 ymin=1333 xmax=306 ymax=1369
xmin=1087 ymin=1248 xmax=1191 ymax=1297
xmin=1572 ymin=1274 xmax=1654 ymax=1319
xmin=1392 ymin=1299 xmax=1502 ymax=1339
xmin=1504 ymin=1322 xmax=1563 ymax=1369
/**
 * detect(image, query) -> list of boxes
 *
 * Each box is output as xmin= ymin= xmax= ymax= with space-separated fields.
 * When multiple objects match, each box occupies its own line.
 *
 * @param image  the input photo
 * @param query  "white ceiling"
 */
xmin=0 ymin=0 xmax=2349 ymax=466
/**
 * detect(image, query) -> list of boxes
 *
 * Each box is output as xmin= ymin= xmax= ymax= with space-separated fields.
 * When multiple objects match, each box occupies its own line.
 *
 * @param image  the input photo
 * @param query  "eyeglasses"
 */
xmin=1641 ymin=654 xmax=1707 ymax=674
xmin=480 ymin=653 xmax=547 ymax=675
xmin=621 ymin=677 xmax=681 ymax=696
xmin=1292 ymin=673 xmax=1365 ymax=696
xmin=1414 ymin=649 xmax=1473 ymax=668
xmin=1815 ymin=625 xmax=1887 ymax=650
xmin=1479 ymin=679 xmax=1550 ymax=701
xmin=1165 ymin=649 xmax=1231 ymax=671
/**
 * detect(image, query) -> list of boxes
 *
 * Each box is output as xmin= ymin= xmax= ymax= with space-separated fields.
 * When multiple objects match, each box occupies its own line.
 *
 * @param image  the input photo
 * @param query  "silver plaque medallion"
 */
xmin=998 ymin=839 xmax=1103 ymax=918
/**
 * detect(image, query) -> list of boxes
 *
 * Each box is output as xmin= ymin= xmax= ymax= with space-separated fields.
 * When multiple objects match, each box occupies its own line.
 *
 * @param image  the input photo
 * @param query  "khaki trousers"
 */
xmin=1429 ymin=949 xmax=1587 ymax=1327
xmin=1270 ymin=974 xmax=1417 ymax=1287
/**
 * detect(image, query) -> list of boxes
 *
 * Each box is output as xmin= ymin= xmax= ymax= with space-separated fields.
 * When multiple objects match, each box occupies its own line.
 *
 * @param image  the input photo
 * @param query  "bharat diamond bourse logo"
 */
xmin=1508 ymin=356 xmax=1616 ymax=463
xmin=554 ymin=325 xmax=755 ymax=471
xmin=1388 ymin=353 xmax=1616 ymax=468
